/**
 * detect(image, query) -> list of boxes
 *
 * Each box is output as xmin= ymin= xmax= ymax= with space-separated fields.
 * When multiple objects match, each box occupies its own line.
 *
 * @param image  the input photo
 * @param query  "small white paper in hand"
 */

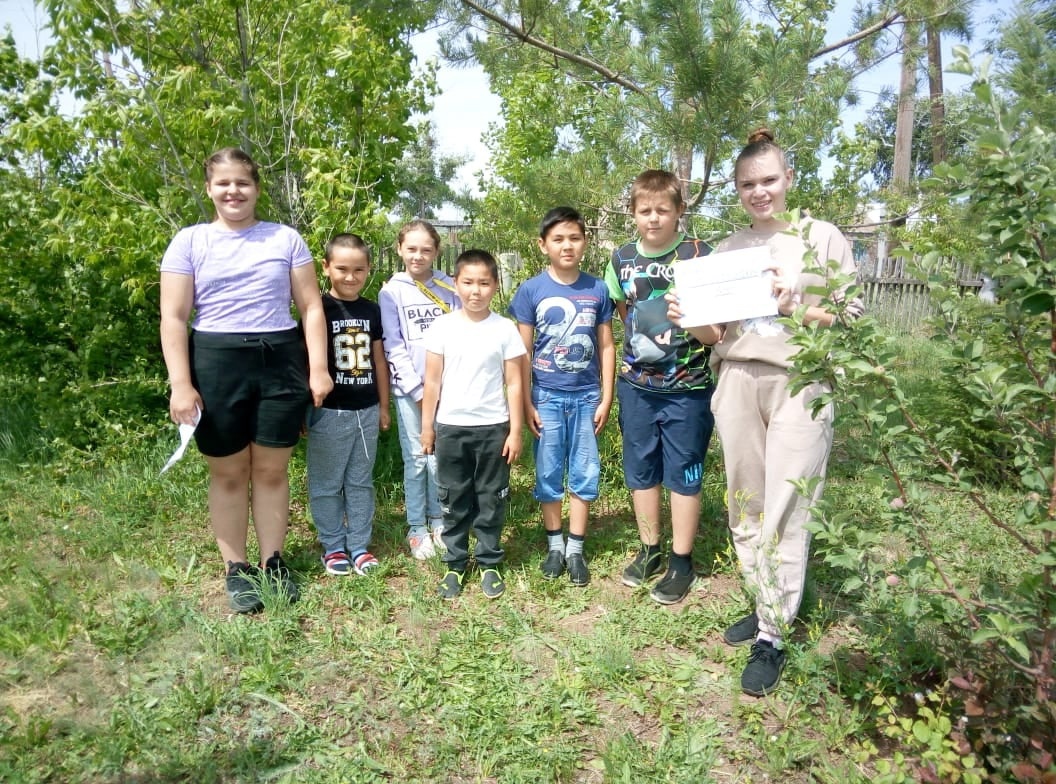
xmin=160 ymin=406 xmax=201 ymax=476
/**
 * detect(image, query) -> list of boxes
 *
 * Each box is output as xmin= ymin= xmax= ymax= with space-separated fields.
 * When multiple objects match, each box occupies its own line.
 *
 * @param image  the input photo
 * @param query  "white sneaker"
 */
xmin=430 ymin=526 xmax=447 ymax=554
xmin=408 ymin=531 xmax=436 ymax=560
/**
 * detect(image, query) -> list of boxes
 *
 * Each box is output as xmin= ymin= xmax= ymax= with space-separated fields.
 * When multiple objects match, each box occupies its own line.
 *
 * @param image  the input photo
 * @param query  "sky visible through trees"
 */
xmin=3 ymin=0 xmax=1006 ymax=218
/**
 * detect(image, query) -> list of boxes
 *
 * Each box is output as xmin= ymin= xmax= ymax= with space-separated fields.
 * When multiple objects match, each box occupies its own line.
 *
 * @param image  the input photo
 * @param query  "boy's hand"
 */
xmin=502 ymin=433 xmax=521 ymax=464
xmin=525 ymin=404 xmax=542 ymax=438
xmin=380 ymin=407 xmax=391 ymax=431
xmin=593 ymin=403 xmax=611 ymax=435
xmin=420 ymin=426 xmax=435 ymax=455
xmin=664 ymin=290 xmax=683 ymax=327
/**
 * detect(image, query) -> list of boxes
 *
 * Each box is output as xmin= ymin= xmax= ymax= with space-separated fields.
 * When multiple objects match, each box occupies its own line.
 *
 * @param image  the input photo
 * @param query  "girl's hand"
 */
xmin=593 ymin=401 xmax=611 ymax=435
xmin=379 ymin=407 xmax=391 ymax=431
xmin=525 ymin=404 xmax=542 ymax=438
xmin=767 ymin=267 xmax=801 ymax=316
xmin=309 ymin=370 xmax=334 ymax=408
xmin=421 ymin=426 xmax=435 ymax=455
xmin=169 ymin=384 xmax=203 ymax=425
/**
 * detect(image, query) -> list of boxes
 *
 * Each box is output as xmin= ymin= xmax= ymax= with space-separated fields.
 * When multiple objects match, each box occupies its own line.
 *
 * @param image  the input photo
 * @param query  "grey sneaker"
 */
xmin=480 ymin=568 xmax=505 ymax=599
xmin=438 ymin=570 xmax=465 ymax=600
xmin=261 ymin=551 xmax=299 ymax=604
xmin=566 ymin=554 xmax=590 ymax=587
xmin=540 ymin=549 xmax=565 ymax=579
xmin=649 ymin=567 xmax=697 ymax=605
xmin=723 ymin=613 xmax=759 ymax=646
xmin=741 ymin=640 xmax=787 ymax=696
xmin=621 ymin=549 xmax=663 ymax=587
xmin=225 ymin=561 xmax=263 ymax=614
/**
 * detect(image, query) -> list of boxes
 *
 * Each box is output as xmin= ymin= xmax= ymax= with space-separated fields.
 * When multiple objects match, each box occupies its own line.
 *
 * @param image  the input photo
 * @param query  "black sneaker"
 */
xmin=261 ymin=551 xmax=299 ymax=604
xmin=741 ymin=640 xmax=787 ymax=696
xmin=649 ymin=567 xmax=697 ymax=605
xmin=480 ymin=568 xmax=505 ymax=599
xmin=566 ymin=554 xmax=590 ymax=587
xmin=225 ymin=561 xmax=263 ymax=614
xmin=438 ymin=570 xmax=465 ymax=600
xmin=723 ymin=613 xmax=759 ymax=646
xmin=540 ymin=549 xmax=565 ymax=579
xmin=621 ymin=549 xmax=663 ymax=587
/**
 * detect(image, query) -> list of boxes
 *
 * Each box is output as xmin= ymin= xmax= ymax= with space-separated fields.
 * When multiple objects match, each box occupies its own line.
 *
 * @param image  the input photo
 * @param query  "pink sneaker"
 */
xmin=408 ymin=531 xmax=436 ymax=560
xmin=353 ymin=551 xmax=380 ymax=575
xmin=430 ymin=526 xmax=447 ymax=554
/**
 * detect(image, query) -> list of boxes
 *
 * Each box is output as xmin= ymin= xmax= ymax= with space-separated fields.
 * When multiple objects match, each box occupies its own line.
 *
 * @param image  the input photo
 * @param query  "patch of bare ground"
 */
xmin=0 ymin=636 xmax=121 ymax=734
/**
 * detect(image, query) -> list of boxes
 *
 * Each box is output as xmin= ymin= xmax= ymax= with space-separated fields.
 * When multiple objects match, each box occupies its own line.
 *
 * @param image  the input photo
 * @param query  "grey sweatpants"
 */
xmin=306 ymin=405 xmax=380 ymax=555
xmin=712 ymin=360 xmax=833 ymax=640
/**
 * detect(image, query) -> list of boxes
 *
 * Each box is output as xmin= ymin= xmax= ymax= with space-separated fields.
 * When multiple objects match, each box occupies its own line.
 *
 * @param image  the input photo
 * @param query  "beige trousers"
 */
xmin=712 ymin=360 xmax=834 ymax=640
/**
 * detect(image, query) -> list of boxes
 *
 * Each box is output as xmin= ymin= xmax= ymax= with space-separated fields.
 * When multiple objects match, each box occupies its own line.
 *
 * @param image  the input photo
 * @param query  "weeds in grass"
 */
xmin=1 ymin=336 xmax=1040 ymax=782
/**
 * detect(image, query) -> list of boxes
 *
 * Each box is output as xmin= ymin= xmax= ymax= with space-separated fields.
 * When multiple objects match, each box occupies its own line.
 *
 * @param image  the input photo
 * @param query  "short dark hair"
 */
xmin=324 ymin=233 xmax=371 ymax=264
xmin=454 ymin=249 xmax=498 ymax=281
xmin=539 ymin=206 xmax=586 ymax=239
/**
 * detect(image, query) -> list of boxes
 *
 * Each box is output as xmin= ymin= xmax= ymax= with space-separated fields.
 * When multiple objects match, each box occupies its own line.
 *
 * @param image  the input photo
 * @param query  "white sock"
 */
xmin=546 ymin=531 xmax=565 ymax=553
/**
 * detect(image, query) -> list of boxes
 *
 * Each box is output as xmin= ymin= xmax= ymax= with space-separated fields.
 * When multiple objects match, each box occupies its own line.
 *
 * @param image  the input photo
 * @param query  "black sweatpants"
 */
xmin=435 ymin=422 xmax=511 ymax=571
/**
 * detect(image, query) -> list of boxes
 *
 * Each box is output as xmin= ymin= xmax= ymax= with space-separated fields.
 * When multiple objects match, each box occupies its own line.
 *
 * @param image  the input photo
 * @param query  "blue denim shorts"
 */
xmin=532 ymin=386 xmax=602 ymax=503
xmin=616 ymin=378 xmax=714 ymax=495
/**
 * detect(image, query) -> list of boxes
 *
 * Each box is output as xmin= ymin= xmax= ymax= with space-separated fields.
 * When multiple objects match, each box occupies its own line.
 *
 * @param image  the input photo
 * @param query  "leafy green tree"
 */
xmin=787 ymin=30 xmax=1056 ymax=778
xmin=393 ymin=120 xmax=472 ymax=219
xmin=443 ymin=0 xmax=861 ymax=247
xmin=856 ymin=88 xmax=974 ymax=188
xmin=0 ymin=1 xmax=433 ymax=452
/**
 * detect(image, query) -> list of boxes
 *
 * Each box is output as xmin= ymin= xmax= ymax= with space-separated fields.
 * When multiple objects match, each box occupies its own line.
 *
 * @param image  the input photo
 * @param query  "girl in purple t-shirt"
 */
xmin=159 ymin=147 xmax=332 ymax=614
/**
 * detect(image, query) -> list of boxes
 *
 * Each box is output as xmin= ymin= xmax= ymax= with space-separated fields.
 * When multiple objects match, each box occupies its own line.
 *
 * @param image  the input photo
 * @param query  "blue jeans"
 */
xmin=306 ymin=405 xmax=379 ymax=554
xmin=393 ymin=394 xmax=442 ymax=530
xmin=532 ymin=386 xmax=601 ymax=502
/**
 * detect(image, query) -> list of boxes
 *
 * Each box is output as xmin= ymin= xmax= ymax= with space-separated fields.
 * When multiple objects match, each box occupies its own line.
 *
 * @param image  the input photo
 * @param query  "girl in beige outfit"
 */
xmin=671 ymin=129 xmax=863 ymax=696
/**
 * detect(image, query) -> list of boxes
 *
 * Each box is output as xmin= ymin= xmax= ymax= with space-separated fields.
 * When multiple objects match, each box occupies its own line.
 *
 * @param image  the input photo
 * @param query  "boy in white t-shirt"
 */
xmin=420 ymin=250 xmax=526 ymax=600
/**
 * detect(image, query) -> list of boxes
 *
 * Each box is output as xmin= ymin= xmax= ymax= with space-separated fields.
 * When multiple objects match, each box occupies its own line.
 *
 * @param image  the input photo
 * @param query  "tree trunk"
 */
xmin=927 ymin=23 xmax=946 ymax=166
xmin=892 ymin=21 xmax=918 ymax=193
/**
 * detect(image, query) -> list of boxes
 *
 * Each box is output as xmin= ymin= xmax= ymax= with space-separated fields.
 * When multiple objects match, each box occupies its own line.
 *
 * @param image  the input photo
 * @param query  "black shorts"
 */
xmin=190 ymin=329 xmax=308 ymax=457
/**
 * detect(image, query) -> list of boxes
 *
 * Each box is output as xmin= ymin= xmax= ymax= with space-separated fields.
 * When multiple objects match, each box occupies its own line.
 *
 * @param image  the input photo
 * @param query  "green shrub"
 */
xmin=788 ymin=49 xmax=1056 ymax=781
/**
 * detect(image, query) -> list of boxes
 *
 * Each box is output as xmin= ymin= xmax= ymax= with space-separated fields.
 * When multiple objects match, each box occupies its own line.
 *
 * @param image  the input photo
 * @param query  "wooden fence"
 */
xmin=365 ymin=235 xmax=983 ymax=333
xmin=852 ymin=235 xmax=984 ymax=332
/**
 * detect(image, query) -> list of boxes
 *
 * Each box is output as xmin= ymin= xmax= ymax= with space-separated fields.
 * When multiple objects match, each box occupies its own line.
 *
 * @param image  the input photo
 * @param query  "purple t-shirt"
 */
xmin=160 ymin=221 xmax=313 ymax=333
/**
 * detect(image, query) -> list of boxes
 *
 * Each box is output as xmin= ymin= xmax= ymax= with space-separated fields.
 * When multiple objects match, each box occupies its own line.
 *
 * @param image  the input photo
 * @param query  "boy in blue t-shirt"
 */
xmin=509 ymin=207 xmax=616 ymax=586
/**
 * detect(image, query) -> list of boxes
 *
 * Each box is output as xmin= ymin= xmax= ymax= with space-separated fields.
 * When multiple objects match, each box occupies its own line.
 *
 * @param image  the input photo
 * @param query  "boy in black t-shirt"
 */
xmin=306 ymin=234 xmax=391 ymax=576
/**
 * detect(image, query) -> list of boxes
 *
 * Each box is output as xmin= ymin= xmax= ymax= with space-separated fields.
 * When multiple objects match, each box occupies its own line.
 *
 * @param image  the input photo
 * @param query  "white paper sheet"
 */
xmin=672 ymin=246 xmax=778 ymax=327
xmin=160 ymin=406 xmax=201 ymax=475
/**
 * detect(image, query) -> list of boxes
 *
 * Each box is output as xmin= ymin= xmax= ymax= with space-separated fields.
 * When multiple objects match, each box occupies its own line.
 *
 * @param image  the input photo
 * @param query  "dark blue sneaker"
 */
xmin=566 ymin=554 xmax=590 ymax=587
xmin=649 ymin=567 xmax=696 ymax=605
xmin=741 ymin=640 xmax=786 ymax=696
xmin=723 ymin=613 xmax=759 ymax=646
xmin=540 ymin=549 xmax=565 ymax=579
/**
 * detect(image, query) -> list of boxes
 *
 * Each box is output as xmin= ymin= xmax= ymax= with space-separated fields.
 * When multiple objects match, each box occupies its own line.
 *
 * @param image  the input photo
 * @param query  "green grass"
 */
xmin=0 ymin=334 xmax=1030 ymax=782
